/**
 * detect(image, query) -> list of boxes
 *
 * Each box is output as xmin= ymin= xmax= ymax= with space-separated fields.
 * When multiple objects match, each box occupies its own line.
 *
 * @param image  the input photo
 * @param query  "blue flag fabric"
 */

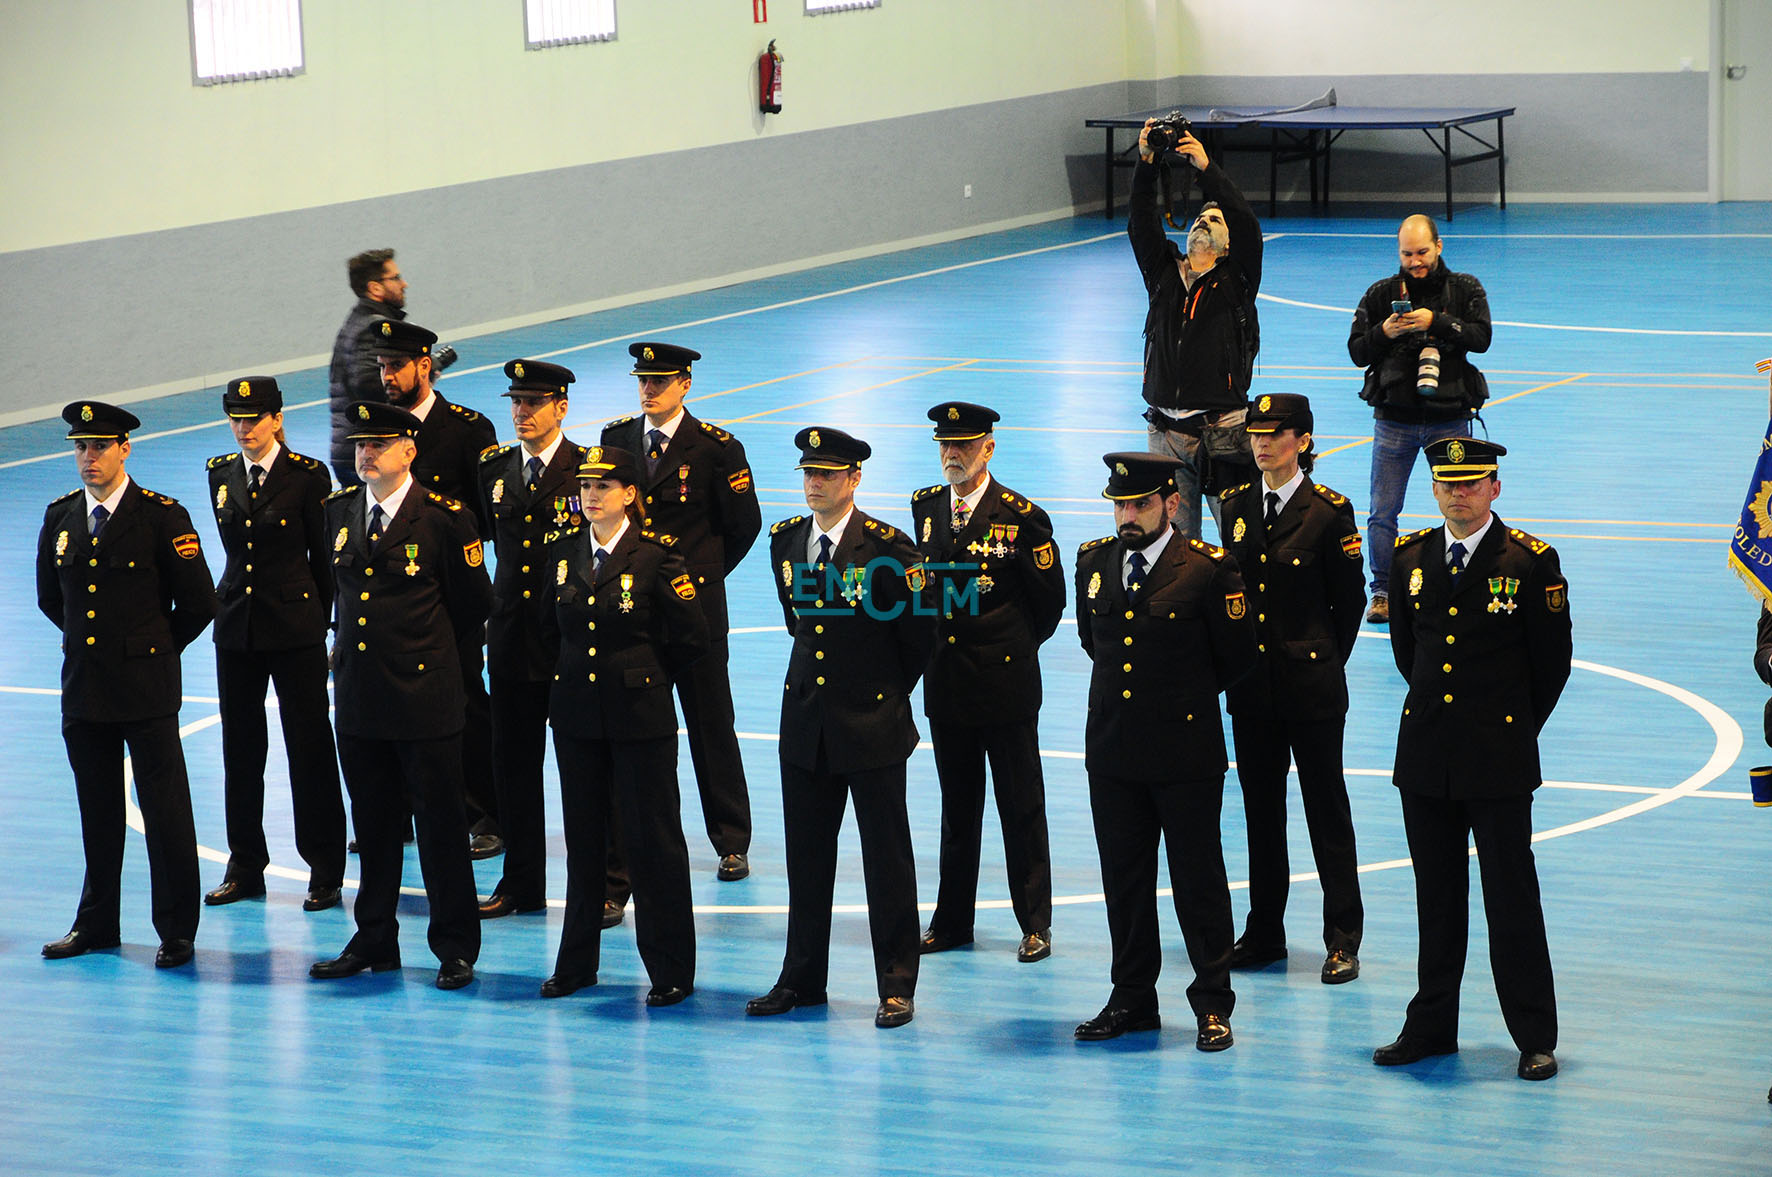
xmin=1728 ymin=416 xmax=1772 ymax=608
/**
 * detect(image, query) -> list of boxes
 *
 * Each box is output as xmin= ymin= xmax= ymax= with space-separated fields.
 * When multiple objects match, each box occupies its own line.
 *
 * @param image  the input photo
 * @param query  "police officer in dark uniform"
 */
xmin=601 ymin=342 xmax=761 ymax=888
xmin=909 ymin=401 xmax=1065 ymax=964
xmin=371 ymin=317 xmax=503 ymax=858
xmin=746 ymin=427 xmax=935 ymax=1029
xmin=202 ymin=376 xmax=346 ymax=913
xmin=1372 ymin=437 xmax=1571 ymax=1081
xmin=310 ymin=402 xmax=491 ymax=990
xmin=37 ymin=401 xmax=217 ymax=968
xmin=476 ymin=359 xmax=588 ymax=919
xmin=538 ymin=446 xmax=708 ymax=1004
xmin=1218 ymin=393 xmax=1366 ymax=983
xmin=1073 ymin=453 xmax=1256 ymax=1049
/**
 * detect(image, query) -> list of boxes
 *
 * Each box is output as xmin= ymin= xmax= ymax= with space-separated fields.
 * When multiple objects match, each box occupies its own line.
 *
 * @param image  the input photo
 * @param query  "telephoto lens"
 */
xmin=1417 ymin=345 xmax=1441 ymax=395
xmin=431 ymin=344 xmax=459 ymax=374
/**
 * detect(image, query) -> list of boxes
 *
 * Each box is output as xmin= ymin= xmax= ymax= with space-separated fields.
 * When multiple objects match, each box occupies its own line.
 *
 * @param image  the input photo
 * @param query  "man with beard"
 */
xmin=370 ymin=318 xmax=503 ymax=859
xmin=1072 ymin=452 xmax=1256 ymax=1049
xmin=328 ymin=249 xmax=406 ymax=488
xmin=909 ymin=401 xmax=1065 ymax=964
xmin=1129 ymin=121 xmax=1262 ymax=541
xmin=1348 ymin=214 xmax=1492 ymax=624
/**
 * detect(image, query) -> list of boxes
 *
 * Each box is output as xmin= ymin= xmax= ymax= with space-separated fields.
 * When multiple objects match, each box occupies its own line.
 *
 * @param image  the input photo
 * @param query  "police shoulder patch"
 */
xmin=480 ymin=443 xmax=516 ymax=464
xmin=605 ymin=415 xmax=637 ymax=430
xmin=911 ymin=484 xmax=945 ymax=503
xmin=142 ymin=490 xmax=178 ymax=507
xmin=544 ymin=525 xmax=580 ymax=545
xmin=288 ymin=451 xmax=325 ymax=471
xmin=1190 ymin=538 xmax=1227 ymax=561
xmin=1218 ymin=481 xmax=1252 ymax=502
xmin=172 ymin=532 xmax=202 ymax=560
xmin=207 ymin=453 xmax=239 ymax=470
xmin=1000 ymin=489 xmax=1032 ymax=515
xmin=1507 ymin=527 xmax=1551 ymax=556
xmin=642 ymin=529 xmax=678 ymax=548
xmin=1078 ymin=535 xmax=1115 ymax=554
xmin=449 ymin=401 xmax=485 ymax=421
xmin=325 ymin=486 xmax=360 ymax=503
xmin=1395 ymin=527 xmax=1435 ymax=549
xmin=771 ymin=515 xmax=807 ymax=535
xmin=427 ymin=491 xmax=463 ymax=511
xmin=1312 ymin=483 xmax=1348 ymax=507
xmin=862 ymin=518 xmax=898 ymax=540
xmin=698 ymin=419 xmax=733 ymax=444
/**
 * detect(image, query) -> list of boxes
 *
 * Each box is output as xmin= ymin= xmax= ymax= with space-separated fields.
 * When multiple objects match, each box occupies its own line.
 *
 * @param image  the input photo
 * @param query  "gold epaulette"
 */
xmin=1395 ymin=527 xmax=1434 ymax=549
xmin=771 ymin=515 xmax=806 ymax=535
xmin=1218 ymin=481 xmax=1252 ymax=502
xmin=862 ymin=518 xmax=898 ymax=541
xmin=448 ymin=401 xmax=486 ymax=421
xmin=1000 ymin=489 xmax=1033 ymax=515
xmin=1313 ymin=483 xmax=1349 ymax=507
xmin=1078 ymin=536 xmax=1115 ymax=554
xmin=1507 ymin=527 xmax=1551 ymax=556
xmin=427 ymin=491 xmax=463 ymax=511
xmin=141 ymin=490 xmax=178 ymax=507
xmin=50 ymin=488 xmax=81 ymax=506
xmin=641 ymin=529 xmax=678 ymax=547
xmin=544 ymin=525 xmax=580 ymax=545
xmin=288 ymin=452 xmax=325 ymax=471
xmin=480 ymin=443 xmax=516 ymax=464
xmin=698 ymin=419 xmax=734 ymax=444
xmin=325 ymin=486 xmax=360 ymax=503
xmin=911 ymin=485 xmax=944 ymax=503
xmin=207 ymin=453 xmax=239 ymax=470
xmin=605 ymin=415 xmax=637 ymax=429
xmin=1190 ymin=537 xmax=1226 ymax=561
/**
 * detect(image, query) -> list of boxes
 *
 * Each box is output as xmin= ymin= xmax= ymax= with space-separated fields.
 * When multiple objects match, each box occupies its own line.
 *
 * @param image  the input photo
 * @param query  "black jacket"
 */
xmin=478 ymin=439 xmax=589 ymax=682
xmin=769 ymin=511 xmax=936 ymax=774
xmin=328 ymin=297 xmax=400 ymax=477
xmin=601 ymin=411 xmax=763 ymax=634
xmin=1389 ymin=517 xmax=1572 ymax=799
xmin=206 ymin=447 xmax=333 ymax=652
xmin=1075 ymin=532 xmax=1257 ymax=781
xmin=1129 ymin=159 xmax=1263 ymax=412
xmin=909 ymin=479 xmax=1065 ymax=724
xmin=1220 ymin=478 xmax=1366 ymax=719
xmin=544 ymin=525 xmax=709 ymax=741
xmin=325 ymin=484 xmax=492 ymax=740
xmin=1348 ymin=260 xmax=1492 ymax=422
xmin=37 ymin=481 xmax=217 ymax=723
xmin=412 ymin=391 xmax=499 ymax=538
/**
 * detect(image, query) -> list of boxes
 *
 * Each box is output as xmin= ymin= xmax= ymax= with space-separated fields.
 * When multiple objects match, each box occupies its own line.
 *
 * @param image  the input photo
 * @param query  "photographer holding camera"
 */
xmin=1129 ymin=115 xmax=1263 ymax=542
xmin=1348 ymin=215 xmax=1491 ymax=623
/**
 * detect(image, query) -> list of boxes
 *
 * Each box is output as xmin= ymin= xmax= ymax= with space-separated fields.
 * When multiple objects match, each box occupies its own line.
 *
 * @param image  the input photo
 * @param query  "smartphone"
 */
xmin=1391 ymin=300 xmax=1413 ymax=315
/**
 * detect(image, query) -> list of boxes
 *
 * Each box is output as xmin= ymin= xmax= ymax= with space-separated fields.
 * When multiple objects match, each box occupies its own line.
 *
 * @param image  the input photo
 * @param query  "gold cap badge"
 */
xmin=1258 ymin=395 xmax=1271 ymax=412
xmin=513 ymin=362 xmax=525 ymax=379
xmin=238 ymin=380 xmax=251 ymax=397
xmin=357 ymin=405 xmax=369 ymax=420
xmin=80 ymin=405 xmax=93 ymax=422
xmin=1115 ymin=462 xmax=1128 ymax=476
xmin=947 ymin=406 xmax=959 ymax=420
xmin=380 ymin=322 xmax=392 ymax=336
xmin=809 ymin=430 xmax=822 ymax=448
xmin=1447 ymin=440 xmax=1465 ymax=463
xmin=587 ymin=446 xmax=602 ymax=463
xmin=643 ymin=346 xmax=655 ymax=362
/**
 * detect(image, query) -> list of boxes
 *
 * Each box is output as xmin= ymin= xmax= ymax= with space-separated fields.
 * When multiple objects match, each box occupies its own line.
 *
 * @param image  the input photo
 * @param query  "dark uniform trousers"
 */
xmin=38 ymin=481 xmax=216 ymax=946
xmin=911 ymin=480 xmax=1065 ymax=942
xmin=488 ymin=675 xmax=553 ymax=901
xmin=1220 ymin=478 xmax=1366 ymax=954
xmin=1075 ymin=530 xmax=1256 ymax=1019
xmin=1389 ymin=516 xmax=1570 ymax=1053
xmin=207 ymin=447 xmax=344 ymax=890
xmin=768 ymin=511 xmax=933 ymax=1000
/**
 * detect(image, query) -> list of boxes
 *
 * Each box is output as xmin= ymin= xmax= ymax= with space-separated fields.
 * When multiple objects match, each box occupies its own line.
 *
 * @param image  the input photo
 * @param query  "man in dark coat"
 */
xmin=328 ymin=248 xmax=406 ymax=487
xmin=1219 ymin=393 xmax=1367 ymax=983
xmin=37 ymin=401 xmax=217 ymax=968
xmin=745 ymin=427 xmax=935 ymax=1029
xmin=1372 ymin=437 xmax=1571 ymax=1082
xmin=909 ymin=401 xmax=1065 ymax=964
xmin=310 ymin=402 xmax=491 ymax=990
xmin=1072 ymin=452 xmax=1257 ymax=1050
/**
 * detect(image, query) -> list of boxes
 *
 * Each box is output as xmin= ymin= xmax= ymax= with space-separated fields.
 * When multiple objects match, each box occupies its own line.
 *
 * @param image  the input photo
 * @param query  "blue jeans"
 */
xmin=1147 ymin=411 xmax=1253 ymax=543
xmin=1366 ymin=416 xmax=1471 ymax=597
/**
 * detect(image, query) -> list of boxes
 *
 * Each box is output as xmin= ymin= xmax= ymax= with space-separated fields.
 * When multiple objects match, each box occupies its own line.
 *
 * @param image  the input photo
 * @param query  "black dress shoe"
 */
xmin=347 ymin=838 xmax=359 ymax=854
xmin=1229 ymin=936 xmax=1288 ymax=968
xmin=602 ymin=900 xmax=626 ymax=929
xmin=540 ymin=973 xmax=595 ymax=998
xmin=1075 ymin=1005 xmax=1160 ymax=1041
xmin=155 ymin=939 xmax=195 ymax=969
xmin=1321 ymin=949 xmax=1360 ymax=984
xmin=746 ymin=986 xmax=826 ymax=1016
xmin=1517 ymin=1050 xmax=1558 ymax=1080
xmin=875 ymin=996 xmax=914 ymax=1028
xmin=436 ymin=959 xmax=475 ymax=990
xmin=1196 ymin=1013 xmax=1234 ymax=1052
xmin=204 ymin=878 xmax=266 ymax=906
xmin=717 ymin=853 xmax=750 ymax=881
xmin=309 ymin=951 xmax=400 ymax=979
xmin=918 ymin=927 xmax=973 ymax=955
xmin=41 ymin=929 xmax=121 ymax=959
xmin=479 ymin=893 xmax=545 ymax=919
xmin=303 ymin=886 xmax=343 ymax=913
xmin=646 ymin=984 xmax=692 ymax=1007
xmin=468 ymin=833 xmax=504 ymax=860
xmin=1373 ymin=1034 xmax=1458 ymax=1066
xmin=1017 ymin=928 xmax=1052 ymax=963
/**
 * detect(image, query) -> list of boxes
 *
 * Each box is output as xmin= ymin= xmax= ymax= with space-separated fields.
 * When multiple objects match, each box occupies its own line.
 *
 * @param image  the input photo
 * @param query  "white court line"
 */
xmin=1258 ymin=292 xmax=1772 ymax=338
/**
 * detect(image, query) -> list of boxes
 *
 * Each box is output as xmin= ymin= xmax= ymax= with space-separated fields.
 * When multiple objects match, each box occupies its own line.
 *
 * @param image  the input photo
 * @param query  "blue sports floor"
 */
xmin=3 ymin=202 xmax=1771 ymax=1175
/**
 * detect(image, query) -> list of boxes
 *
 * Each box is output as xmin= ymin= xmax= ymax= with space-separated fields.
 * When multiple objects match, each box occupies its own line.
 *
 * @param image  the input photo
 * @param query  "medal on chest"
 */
xmin=976 ymin=574 xmax=995 ymax=595
xmin=404 ymin=544 xmax=420 ymax=576
xmin=491 ymin=479 xmax=505 ymax=505
xmin=677 ymin=465 xmax=691 ymax=503
xmin=1487 ymin=576 xmax=1521 ymax=614
xmin=1087 ymin=570 xmax=1102 ymax=600
xmin=1408 ymin=566 xmax=1424 ymax=597
xmin=619 ymin=572 xmax=635 ymax=612
xmin=567 ymin=495 xmax=582 ymax=526
xmin=839 ymin=565 xmax=867 ymax=605
xmin=553 ymin=497 xmax=570 ymax=526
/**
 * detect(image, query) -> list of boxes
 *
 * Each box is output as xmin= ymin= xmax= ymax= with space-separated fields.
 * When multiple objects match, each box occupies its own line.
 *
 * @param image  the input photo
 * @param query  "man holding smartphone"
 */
xmin=1347 ymin=215 xmax=1492 ymax=624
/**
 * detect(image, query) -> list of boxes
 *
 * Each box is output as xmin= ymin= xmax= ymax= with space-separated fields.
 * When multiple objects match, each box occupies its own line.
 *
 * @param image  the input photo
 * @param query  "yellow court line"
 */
xmin=1484 ymin=372 xmax=1590 ymax=407
xmin=689 ymin=358 xmax=871 ymax=408
xmin=718 ymin=359 xmax=983 ymax=425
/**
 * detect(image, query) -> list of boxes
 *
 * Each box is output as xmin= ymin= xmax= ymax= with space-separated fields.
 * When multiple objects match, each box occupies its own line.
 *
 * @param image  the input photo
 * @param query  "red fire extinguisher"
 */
xmin=759 ymin=40 xmax=782 ymax=114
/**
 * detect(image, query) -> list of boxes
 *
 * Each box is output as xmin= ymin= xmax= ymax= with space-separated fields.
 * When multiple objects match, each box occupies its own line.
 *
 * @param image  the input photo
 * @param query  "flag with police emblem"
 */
xmin=1729 ymin=409 xmax=1772 ymax=607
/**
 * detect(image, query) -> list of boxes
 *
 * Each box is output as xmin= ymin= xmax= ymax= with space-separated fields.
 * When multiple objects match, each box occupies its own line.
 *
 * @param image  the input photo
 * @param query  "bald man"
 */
xmin=1347 ymin=215 xmax=1492 ymax=624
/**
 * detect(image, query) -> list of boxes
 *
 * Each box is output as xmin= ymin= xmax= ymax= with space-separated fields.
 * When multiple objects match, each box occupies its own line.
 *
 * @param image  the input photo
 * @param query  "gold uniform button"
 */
xmin=85 ymin=611 xmax=94 ymax=619
xmin=1122 ymin=663 xmax=1132 ymax=672
xmin=1185 ymin=714 xmax=1193 ymax=722
xmin=244 ymin=520 xmax=252 ymax=529
xmin=816 ymin=676 xmax=826 ymax=686
xmin=1505 ymin=715 xmax=1514 ymax=724
xmin=87 ymin=585 xmax=96 ymax=594
xmin=1122 ymin=689 xmax=1132 ymax=699
xmin=588 ymin=648 xmax=597 ymax=657
xmin=588 ymin=622 xmax=596 ymax=631
xmin=89 ymin=559 xmax=98 ymax=567
xmin=245 ymin=586 xmax=253 ymax=595
xmin=360 ymin=592 xmax=370 ymax=601
xmin=815 ymin=625 xmax=824 ymax=634
xmin=85 ymin=636 xmax=95 ymax=645
xmin=1257 ymin=583 xmax=1265 ymax=592
xmin=522 ymin=590 xmax=531 ymax=599
xmin=246 ymin=541 xmax=254 ymax=550
xmin=357 ymin=618 xmax=366 ymax=626
xmin=1258 ymin=644 xmax=1266 ymax=653
xmin=1404 ymin=707 xmax=1411 ymax=716
xmin=1448 ymin=606 xmax=1458 ymax=616
xmin=1443 ymin=693 xmax=1454 ymax=703
xmin=1257 ymin=613 xmax=1265 ymax=622
xmin=1308 ymin=651 xmax=1318 ymax=660
xmin=1445 ymin=635 xmax=1455 ymax=645
xmin=1122 ymin=637 xmax=1133 ymax=646
xmin=521 ymin=565 xmax=530 ymax=573
xmin=524 ymin=515 xmax=533 ymax=523
xmin=357 ymin=642 xmax=366 ymax=651
xmin=947 ymin=635 xmax=956 ymax=644
xmin=1003 ymin=655 xmax=1012 ymax=663
xmin=1442 ymin=663 xmax=1452 ymax=673
xmin=875 ymin=692 xmax=884 ymax=701
xmin=1124 ymin=610 xmax=1134 ymax=620
xmin=366 ymin=568 xmax=374 ymax=576
xmin=1259 ymin=553 xmax=1267 ymax=563
xmin=815 ymin=651 xmax=825 ymax=660
xmin=245 ymin=564 xmax=252 ymax=572
xmin=588 ymin=673 xmax=596 ymax=682
xmin=523 ymin=540 xmax=532 ymax=549
xmin=1292 ymin=557 xmax=1301 ymax=565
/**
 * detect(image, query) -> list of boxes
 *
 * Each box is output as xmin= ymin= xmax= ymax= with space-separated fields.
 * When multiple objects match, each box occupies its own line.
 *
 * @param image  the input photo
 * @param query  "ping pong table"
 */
xmin=1085 ymin=103 xmax=1513 ymax=220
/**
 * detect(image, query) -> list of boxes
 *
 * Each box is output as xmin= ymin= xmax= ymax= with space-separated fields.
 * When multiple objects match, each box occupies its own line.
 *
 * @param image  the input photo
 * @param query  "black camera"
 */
xmin=432 ymin=344 xmax=458 ymax=374
xmin=1145 ymin=112 xmax=1194 ymax=155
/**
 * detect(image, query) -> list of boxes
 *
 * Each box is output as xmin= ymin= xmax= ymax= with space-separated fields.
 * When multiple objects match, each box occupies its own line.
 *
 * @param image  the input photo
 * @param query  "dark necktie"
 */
xmin=1264 ymin=491 xmax=1279 ymax=529
xmin=952 ymin=498 xmax=970 ymax=533
xmin=817 ymin=535 xmax=833 ymax=566
xmin=249 ymin=465 xmax=264 ymax=494
xmin=647 ymin=429 xmax=666 ymax=472
xmin=368 ymin=504 xmax=386 ymax=547
xmin=1447 ymin=540 xmax=1467 ymax=580
xmin=1127 ymin=550 xmax=1147 ymax=602
xmin=593 ymin=547 xmax=608 ymax=580
xmin=525 ymin=456 xmax=542 ymax=487
xmin=90 ymin=504 xmax=109 ymax=538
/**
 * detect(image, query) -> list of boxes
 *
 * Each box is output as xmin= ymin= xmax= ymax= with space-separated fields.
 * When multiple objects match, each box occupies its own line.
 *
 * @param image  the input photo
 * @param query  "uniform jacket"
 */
xmin=769 ymin=510 xmax=936 ymax=774
xmin=37 ymin=481 xmax=217 ymax=723
xmin=206 ymin=447 xmax=333 ymax=651
xmin=412 ymin=391 xmax=499 ymax=537
xmin=1348 ymin=260 xmax=1492 ymax=422
xmin=478 ymin=439 xmax=589 ymax=682
xmin=601 ymin=411 xmax=762 ymax=633
xmin=325 ymin=483 xmax=492 ymax=740
xmin=1389 ymin=516 xmax=1572 ymax=799
xmin=1219 ymin=477 xmax=1365 ymax=719
xmin=543 ymin=525 xmax=709 ymax=741
xmin=328 ymin=297 xmax=399 ymax=474
xmin=1129 ymin=159 xmax=1263 ymax=412
xmin=1074 ymin=531 xmax=1257 ymax=781
xmin=909 ymin=479 xmax=1065 ymax=724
